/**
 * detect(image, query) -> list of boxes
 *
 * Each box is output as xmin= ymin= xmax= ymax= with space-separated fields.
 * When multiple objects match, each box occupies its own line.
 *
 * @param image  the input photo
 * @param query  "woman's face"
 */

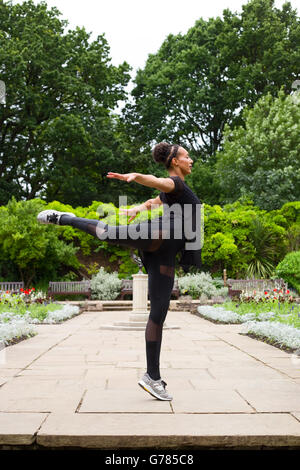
xmin=172 ymin=147 xmax=193 ymax=175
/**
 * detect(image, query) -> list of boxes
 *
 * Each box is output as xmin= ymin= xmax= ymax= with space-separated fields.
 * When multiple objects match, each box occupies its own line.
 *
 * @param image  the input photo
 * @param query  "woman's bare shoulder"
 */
xmin=155 ymin=176 xmax=178 ymax=193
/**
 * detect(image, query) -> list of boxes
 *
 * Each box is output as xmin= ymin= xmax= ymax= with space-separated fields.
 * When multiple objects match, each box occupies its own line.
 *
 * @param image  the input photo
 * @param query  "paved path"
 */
xmin=0 ymin=308 xmax=300 ymax=449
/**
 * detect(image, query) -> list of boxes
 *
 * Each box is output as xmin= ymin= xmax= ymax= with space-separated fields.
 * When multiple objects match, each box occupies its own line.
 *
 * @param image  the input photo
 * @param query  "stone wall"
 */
xmin=170 ymin=297 xmax=225 ymax=313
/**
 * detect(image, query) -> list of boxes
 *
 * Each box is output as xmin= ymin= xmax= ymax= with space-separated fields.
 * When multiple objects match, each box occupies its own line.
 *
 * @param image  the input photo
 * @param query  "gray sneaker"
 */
xmin=37 ymin=210 xmax=75 ymax=225
xmin=138 ymin=373 xmax=173 ymax=401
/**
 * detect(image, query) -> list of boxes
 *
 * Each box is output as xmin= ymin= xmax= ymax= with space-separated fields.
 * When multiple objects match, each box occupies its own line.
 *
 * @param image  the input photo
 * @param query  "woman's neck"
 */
xmin=168 ymin=170 xmax=185 ymax=181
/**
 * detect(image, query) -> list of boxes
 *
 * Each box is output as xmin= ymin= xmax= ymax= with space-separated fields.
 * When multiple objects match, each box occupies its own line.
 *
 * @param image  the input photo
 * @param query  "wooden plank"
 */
xmin=47 ymin=280 xmax=91 ymax=298
xmin=0 ymin=282 xmax=24 ymax=293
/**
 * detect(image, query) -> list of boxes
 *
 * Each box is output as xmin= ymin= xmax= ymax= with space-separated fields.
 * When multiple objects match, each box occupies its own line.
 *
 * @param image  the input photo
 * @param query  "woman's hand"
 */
xmin=107 ymin=172 xmax=138 ymax=183
xmin=119 ymin=206 xmax=141 ymax=223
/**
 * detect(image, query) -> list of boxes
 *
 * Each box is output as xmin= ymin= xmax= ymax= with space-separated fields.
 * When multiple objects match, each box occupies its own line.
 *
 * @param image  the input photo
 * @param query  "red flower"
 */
xmin=286 ymin=290 xmax=290 ymax=294
xmin=20 ymin=288 xmax=24 ymax=292
xmin=6 ymin=290 xmax=10 ymax=294
xmin=32 ymin=287 xmax=35 ymax=291
xmin=273 ymin=288 xmax=277 ymax=292
xmin=264 ymin=291 xmax=268 ymax=295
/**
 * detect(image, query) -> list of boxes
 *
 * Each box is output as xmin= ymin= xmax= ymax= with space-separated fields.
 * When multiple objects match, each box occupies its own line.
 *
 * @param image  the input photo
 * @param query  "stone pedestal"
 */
xmin=100 ymin=273 xmax=179 ymax=331
xmin=131 ymin=273 xmax=148 ymax=315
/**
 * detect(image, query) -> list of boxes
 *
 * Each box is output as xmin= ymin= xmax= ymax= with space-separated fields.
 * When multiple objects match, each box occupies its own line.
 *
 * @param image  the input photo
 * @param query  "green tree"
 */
xmin=0 ymin=197 xmax=80 ymax=286
xmin=215 ymin=89 xmax=300 ymax=210
xmin=0 ymin=0 xmax=131 ymax=206
xmin=242 ymin=215 xmax=284 ymax=278
xmin=0 ymin=197 xmax=297 ymax=284
xmin=122 ymin=0 xmax=300 ymax=163
xmin=187 ymin=159 xmax=222 ymax=206
xmin=275 ymin=251 xmax=300 ymax=293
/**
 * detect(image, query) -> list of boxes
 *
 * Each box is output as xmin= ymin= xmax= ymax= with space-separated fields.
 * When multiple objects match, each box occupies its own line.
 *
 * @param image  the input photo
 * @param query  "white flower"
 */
xmin=242 ymin=320 xmax=300 ymax=349
xmin=0 ymin=304 xmax=80 ymax=346
xmin=197 ymin=305 xmax=300 ymax=350
xmin=40 ymin=305 xmax=79 ymax=324
xmin=0 ymin=318 xmax=36 ymax=345
xmin=91 ymin=267 xmax=122 ymax=300
xmin=178 ymin=272 xmax=228 ymax=299
xmin=197 ymin=305 xmax=242 ymax=323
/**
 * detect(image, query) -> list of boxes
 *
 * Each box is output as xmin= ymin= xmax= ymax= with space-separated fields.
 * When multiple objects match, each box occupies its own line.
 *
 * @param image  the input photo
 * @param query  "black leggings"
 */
xmin=60 ymin=215 xmax=185 ymax=381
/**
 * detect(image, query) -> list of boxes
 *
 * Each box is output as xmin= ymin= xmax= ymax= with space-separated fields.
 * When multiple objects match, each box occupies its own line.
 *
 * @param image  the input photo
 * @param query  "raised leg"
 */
xmin=59 ymin=215 xmax=166 ymax=253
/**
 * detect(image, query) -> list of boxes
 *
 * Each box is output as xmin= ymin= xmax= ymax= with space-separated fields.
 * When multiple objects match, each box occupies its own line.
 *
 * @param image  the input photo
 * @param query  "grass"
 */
xmin=217 ymin=300 xmax=300 ymax=328
xmin=0 ymin=302 xmax=80 ymax=345
xmin=0 ymin=302 xmax=63 ymax=322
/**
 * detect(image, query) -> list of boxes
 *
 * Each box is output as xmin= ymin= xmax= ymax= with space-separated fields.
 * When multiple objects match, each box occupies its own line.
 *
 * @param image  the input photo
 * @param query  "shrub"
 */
xmin=90 ymin=267 xmax=122 ymax=300
xmin=1 ymin=197 xmax=299 ymax=285
xmin=241 ymin=320 xmax=300 ymax=350
xmin=0 ymin=197 xmax=80 ymax=286
xmin=177 ymin=271 xmax=228 ymax=300
xmin=275 ymin=251 xmax=300 ymax=294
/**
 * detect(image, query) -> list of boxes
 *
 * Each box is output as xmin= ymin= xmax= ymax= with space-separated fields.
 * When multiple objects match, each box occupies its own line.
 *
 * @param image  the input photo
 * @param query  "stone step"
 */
xmin=100 ymin=322 xmax=180 ymax=331
xmin=100 ymin=324 xmax=146 ymax=331
xmin=129 ymin=314 xmax=149 ymax=322
xmin=102 ymin=302 xmax=151 ymax=306
xmin=102 ymin=306 xmax=132 ymax=311
xmin=34 ymin=413 xmax=300 ymax=450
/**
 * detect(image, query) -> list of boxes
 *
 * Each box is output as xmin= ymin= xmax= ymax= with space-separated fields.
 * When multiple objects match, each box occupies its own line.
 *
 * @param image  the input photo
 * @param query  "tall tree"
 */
xmin=122 ymin=0 xmax=300 ymax=163
xmin=214 ymin=89 xmax=300 ymax=210
xmin=0 ymin=0 xmax=131 ymax=206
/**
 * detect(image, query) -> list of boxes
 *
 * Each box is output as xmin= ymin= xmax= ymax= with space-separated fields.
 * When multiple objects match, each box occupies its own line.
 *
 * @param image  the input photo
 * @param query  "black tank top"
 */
xmin=159 ymin=176 xmax=203 ymax=272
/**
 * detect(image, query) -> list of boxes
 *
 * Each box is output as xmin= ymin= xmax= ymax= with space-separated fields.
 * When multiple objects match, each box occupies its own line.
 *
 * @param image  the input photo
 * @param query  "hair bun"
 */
xmin=152 ymin=142 xmax=172 ymax=166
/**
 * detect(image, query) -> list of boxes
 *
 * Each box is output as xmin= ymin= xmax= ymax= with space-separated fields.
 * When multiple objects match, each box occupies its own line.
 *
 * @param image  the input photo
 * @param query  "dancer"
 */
xmin=37 ymin=142 xmax=202 ymax=401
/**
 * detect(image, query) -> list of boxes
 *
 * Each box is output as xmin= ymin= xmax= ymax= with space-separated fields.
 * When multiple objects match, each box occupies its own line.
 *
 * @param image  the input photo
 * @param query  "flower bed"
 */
xmin=0 ymin=304 xmax=80 ymax=326
xmin=197 ymin=305 xmax=278 ymax=324
xmin=239 ymin=287 xmax=295 ymax=304
xmin=241 ymin=320 xmax=300 ymax=351
xmin=196 ymin=287 xmax=300 ymax=352
xmin=0 ymin=288 xmax=80 ymax=346
xmin=0 ymin=318 xmax=36 ymax=346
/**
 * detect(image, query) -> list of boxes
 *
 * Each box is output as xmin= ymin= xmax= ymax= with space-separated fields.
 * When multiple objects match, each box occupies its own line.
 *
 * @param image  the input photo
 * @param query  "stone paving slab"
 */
xmin=190 ymin=378 xmax=300 ymax=391
xmin=170 ymin=390 xmax=254 ymax=413
xmin=0 ymin=308 xmax=300 ymax=448
xmin=234 ymin=388 xmax=300 ymax=412
xmin=0 ymin=368 xmax=29 ymax=377
xmin=267 ymin=367 xmax=300 ymax=379
xmin=0 ymin=386 xmax=84 ymax=413
xmin=291 ymin=412 xmax=300 ymax=422
xmin=17 ymin=366 xmax=87 ymax=378
xmin=0 ymin=412 xmax=48 ymax=445
xmin=84 ymin=366 xmax=138 ymax=381
xmin=36 ymin=412 xmax=300 ymax=449
xmin=214 ymin=331 xmax=288 ymax=352
xmin=79 ymin=389 xmax=172 ymax=413
xmin=207 ymin=365 xmax=288 ymax=380
xmin=0 ymin=377 xmax=60 ymax=394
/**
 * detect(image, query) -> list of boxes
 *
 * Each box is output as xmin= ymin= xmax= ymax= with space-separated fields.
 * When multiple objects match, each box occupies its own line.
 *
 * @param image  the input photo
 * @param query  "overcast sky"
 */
xmin=23 ymin=0 xmax=298 ymax=74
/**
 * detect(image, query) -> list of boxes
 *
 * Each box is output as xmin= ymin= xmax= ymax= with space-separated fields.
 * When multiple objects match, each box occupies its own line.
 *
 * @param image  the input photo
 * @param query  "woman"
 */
xmin=37 ymin=142 xmax=202 ymax=401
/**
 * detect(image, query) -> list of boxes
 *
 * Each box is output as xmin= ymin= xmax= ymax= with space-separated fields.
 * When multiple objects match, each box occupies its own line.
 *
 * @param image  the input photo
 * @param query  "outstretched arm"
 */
xmin=107 ymin=172 xmax=175 ymax=193
xmin=119 ymin=195 xmax=162 ymax=223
